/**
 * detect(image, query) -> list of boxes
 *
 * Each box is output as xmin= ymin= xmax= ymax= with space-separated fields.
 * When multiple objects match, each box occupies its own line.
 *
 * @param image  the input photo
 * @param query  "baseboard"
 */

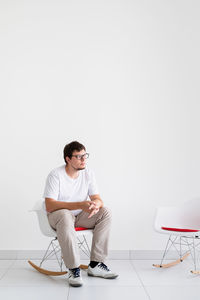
xmin=0 ymin=250 xmax=178 ymax=260
xmin=130 ymin=250 xmax=178 ymax=260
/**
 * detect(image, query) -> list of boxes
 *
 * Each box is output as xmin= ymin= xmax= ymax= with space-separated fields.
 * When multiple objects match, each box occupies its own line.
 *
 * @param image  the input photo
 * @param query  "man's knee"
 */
xmin=100 ymin=206 xmax=112 ymax=220
xmin=50 ymin=209 xmax=75 ymax=226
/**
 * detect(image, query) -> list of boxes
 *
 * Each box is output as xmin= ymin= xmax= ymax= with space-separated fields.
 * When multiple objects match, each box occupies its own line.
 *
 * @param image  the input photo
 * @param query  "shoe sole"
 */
xmin=88 ymin=273 xmax=118 ymax=279
xmin=69 ymin=283 xmax=83 ymax=287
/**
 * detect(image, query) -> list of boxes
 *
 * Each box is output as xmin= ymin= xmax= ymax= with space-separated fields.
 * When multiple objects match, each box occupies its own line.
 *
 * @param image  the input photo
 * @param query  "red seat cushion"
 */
xmin=161 ymin=226 xmax=199 ymax=232
xmin=75 ymin=227 xmax=88 ymax=231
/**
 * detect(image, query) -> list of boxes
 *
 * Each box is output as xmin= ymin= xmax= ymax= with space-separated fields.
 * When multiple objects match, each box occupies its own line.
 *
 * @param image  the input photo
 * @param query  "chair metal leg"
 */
xmin=153 ymin=235 xmax=190 ymax=268
xmin=28 ymin=234 xmax=91 ymax=275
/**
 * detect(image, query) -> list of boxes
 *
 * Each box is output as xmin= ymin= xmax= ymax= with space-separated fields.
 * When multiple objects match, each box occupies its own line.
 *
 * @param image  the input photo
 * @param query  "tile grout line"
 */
xmin=129 ymin=258 xmax=151 ymax=300
xmin=67 ymin=285 xmax=70 ymax=300
xmin=0 ymin=259 xmax=17 ymax=281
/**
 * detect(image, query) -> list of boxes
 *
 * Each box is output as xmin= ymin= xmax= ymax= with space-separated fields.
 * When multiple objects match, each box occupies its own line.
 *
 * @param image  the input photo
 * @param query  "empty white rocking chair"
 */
xmin=153 ymin=198 xmax=200 ymax=274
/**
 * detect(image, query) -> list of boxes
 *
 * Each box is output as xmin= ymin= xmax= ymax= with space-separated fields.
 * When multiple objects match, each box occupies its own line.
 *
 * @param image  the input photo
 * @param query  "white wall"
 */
xmin=0 ymin=0 xmax=200 ymax=251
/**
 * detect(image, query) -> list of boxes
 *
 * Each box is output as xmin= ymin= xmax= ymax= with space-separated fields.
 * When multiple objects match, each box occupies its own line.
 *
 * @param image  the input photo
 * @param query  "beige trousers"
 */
xmin=47 ymin=207 xmax=112 ymax=269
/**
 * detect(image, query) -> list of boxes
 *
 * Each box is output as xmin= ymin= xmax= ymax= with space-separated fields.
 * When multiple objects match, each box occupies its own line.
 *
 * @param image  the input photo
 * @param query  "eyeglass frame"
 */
xmin=71 ymin=153 xmax=90 ymax=160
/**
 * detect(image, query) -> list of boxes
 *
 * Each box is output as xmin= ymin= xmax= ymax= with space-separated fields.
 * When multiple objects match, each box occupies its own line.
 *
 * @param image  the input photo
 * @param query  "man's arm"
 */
xmin=45 ymin=194 xmax=104 ymax=214
xmin=45 ymin=198 xmax=92 ymax=213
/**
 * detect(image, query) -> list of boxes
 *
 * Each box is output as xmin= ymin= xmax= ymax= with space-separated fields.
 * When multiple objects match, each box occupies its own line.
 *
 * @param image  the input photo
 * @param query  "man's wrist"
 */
xmin=92 ymin=199 xmax=102 ymax=208
xmin=64 ymin=201 xmax=83 ymax=210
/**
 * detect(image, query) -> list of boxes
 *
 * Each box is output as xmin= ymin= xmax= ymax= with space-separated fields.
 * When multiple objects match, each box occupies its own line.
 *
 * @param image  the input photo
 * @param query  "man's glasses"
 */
xmin=71 ymin=153 xmax=89 ymax=160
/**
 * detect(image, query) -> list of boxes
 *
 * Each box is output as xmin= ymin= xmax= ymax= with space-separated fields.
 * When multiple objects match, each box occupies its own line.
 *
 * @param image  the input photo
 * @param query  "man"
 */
xmin=43 ymin=141 xmax=118 ymax=287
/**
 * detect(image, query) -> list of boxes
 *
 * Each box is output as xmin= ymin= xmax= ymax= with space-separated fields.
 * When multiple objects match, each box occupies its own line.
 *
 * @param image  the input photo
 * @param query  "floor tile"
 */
xmin=10 ymin=260 xmax=141 ymax=287
xmin=0 ymin=286 xmax=69 ymax=300
xmin=0 ymin=269 xmax=9 ymax=280
xmin=12 ymin=259 xmax=66 ymax=271
xmin=80 ymin=260 xmax=141 ymax=286
xmin=0 ymin=261 xmax=15 ymax=280
xmin=0 ymin=260 xmax=15 ymax=269
xmin=146 ymin=285 xmax=200 ymax=300
xmin=3 ymin=258 xmax=200 ymax=299
xmin=0 ymin=263 xmax=67 ymax=286
xmin=131 ymin=259 xmax=200 ymax=286
xmin=68 ymin=285 xmax=149 ymax=300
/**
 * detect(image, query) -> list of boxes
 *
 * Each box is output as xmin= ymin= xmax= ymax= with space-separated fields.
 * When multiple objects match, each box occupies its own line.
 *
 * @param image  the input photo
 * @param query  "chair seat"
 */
xmin=161 ymin=226 xmax=199 ymax=232
xmin=75 ymin=227 xmax=88 ymax=231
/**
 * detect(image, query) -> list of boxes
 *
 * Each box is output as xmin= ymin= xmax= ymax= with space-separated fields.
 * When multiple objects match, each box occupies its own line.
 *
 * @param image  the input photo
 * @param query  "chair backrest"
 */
xmin=30 ymin=200 xmax=57 ymax=238
xmin=154 ymin=199 xmax=200 ymax=233
xmin=183 ymin=197 xmax=200 ymax=210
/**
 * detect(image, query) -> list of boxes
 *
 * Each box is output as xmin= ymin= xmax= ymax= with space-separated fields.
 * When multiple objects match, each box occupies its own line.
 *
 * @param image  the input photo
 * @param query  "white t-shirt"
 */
xmin=43 ymin=165 xmax=99 ymax=216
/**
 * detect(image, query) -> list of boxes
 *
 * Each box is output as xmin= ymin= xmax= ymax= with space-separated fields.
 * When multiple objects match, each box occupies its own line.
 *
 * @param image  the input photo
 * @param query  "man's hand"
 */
xmin=88 ymin=201 xmax=100 ymax=218
xmin=80 ymin=201 xmax=93 ymax=213
xmin=80 ymin=200 xmax=100 ymax=218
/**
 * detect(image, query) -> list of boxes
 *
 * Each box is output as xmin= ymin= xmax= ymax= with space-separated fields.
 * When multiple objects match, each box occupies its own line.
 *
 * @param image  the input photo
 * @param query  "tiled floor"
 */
xmin=0 ymin=259 xmax=200 ymax=299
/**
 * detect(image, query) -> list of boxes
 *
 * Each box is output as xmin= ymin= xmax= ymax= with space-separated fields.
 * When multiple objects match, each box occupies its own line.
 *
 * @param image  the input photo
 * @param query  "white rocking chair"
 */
xmin=28 ymin=200 xmax=93 ymax=276
xmin=153 ymin=198 xmax=200 ymax=274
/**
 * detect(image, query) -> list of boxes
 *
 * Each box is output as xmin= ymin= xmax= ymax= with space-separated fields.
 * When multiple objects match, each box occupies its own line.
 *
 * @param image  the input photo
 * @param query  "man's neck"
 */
xmin=65 ymin=165 xmax=79 ymax=179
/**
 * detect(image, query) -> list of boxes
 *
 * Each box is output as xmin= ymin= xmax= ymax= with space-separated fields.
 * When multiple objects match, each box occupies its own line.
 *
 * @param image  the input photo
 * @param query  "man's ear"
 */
xmin=66 ymin=156 xmax=70 ymax=164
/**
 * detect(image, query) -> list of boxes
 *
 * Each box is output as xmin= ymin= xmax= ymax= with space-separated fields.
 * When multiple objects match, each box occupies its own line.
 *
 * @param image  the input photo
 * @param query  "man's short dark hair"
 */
xmin=63 ymin=141 xmax=86 ymax=164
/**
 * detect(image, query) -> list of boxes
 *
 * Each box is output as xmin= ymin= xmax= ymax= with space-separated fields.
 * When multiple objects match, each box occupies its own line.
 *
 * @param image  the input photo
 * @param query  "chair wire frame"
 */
xmin=39 ymin=235 xmax=91 ymax=272
xmin=159 ymin=234 xmax=200 ymax=270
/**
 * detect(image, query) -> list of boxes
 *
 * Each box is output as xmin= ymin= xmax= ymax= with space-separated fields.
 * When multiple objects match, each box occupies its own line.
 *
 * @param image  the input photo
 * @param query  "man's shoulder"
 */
xmin=48 ymin=165 xmax=65 ymax=178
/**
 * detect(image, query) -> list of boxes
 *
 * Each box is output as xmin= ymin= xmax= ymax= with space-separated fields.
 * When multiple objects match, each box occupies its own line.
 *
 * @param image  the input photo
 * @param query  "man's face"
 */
xmin=66 ymin=149 xmax=87 ymax=170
